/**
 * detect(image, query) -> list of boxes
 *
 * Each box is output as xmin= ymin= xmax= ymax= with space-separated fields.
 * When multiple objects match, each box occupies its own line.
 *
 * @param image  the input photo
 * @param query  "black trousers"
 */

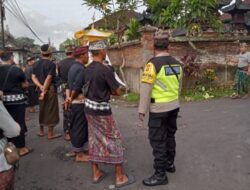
xmin=148 ymin=108 xmax=179 ymax=172
xmin=5 ymin=104 xmax=27 ymax=148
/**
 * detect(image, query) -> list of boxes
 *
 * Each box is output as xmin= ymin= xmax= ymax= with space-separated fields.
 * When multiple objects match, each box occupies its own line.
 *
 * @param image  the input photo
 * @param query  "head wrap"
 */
xmin=240 ymin=42 xmax=247 ymax=47
xmin=40 ymin=44 xmax=52 ymax=55
xmin=27 ymin=55 xmax=35 ymax=62
xmin=65 ymin=45 xmax=75 ymax=54
xmin=0 ymin=50 xmax=13 ymax=61
xmin=89 ymin=40 xmax=107 ymax=51
xmin=73 ymin=46 xmax=89 ymax=56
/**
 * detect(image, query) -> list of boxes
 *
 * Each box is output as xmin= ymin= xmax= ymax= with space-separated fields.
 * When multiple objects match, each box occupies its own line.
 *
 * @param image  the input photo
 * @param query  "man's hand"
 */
xmin=39 ymin=85 xmax=44 ymax=92
xmin=64 ymin=98 xmax=72 ymax=111
xmin=137 ymin=113 xmax=145 ymax=128
xmin=139 ymin=113 xmax=145 ymax=121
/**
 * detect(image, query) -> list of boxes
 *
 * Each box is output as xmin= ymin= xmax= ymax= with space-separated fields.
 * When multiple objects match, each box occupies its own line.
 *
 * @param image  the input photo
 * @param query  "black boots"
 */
xmin=166 ymin=162 xmax=176 ymax=173
xmin=143 ymin=171 xmax=168 ymax=186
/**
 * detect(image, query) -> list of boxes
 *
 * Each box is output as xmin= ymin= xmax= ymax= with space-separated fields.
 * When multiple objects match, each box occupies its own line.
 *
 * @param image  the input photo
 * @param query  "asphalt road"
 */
xmin=15 ymin=98 xmax=250 ymax=190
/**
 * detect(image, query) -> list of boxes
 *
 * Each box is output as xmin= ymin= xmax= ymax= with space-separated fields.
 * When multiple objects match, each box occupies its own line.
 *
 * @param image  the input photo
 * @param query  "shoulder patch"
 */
xmin=141 ymin=62 xmax=156 ymax=84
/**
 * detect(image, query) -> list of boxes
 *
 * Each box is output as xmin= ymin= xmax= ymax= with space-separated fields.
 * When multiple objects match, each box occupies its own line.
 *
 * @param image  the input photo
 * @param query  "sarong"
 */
xmin=4 ymin=104 xmax=27 ymax=148
xmin=62 ymin=88 xmax=70 ymax=133
xmin=86 ymin=114 xmax=124 ymax=164
xmin=234 ymin=69 xmax=250 ymax=94
xmin=39 ymin=86 xmax=59 ymax=126
xmin=27 ymin=85 xmax=39 ymax=107
xmin=0 ymin=168 xmax=14 ymax=190
xmin=69 ymin=103 xmax=88 ymax=152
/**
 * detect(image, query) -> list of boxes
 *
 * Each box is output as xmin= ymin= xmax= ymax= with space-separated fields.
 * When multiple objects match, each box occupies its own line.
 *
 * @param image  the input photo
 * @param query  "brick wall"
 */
xmin=108 ymin=28 xmax=250 ymax=93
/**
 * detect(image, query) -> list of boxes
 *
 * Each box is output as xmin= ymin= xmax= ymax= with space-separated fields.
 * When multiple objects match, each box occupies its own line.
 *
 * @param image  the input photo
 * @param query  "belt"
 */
xmin=72 ymin=99 xmax=84 ymax=104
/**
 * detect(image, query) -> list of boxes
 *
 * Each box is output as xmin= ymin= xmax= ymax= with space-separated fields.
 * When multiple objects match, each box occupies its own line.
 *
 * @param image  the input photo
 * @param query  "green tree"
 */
xmin=59 ymin=38 xmax=79 ymax=51
xmin=15 ymin=37 xmax=41 ymax=53
xmin=125 ymin=18 xmax=141 ymax=41
xmin=15 ymin=37 xmax=35 ymax=48
xmin=160 ymin=0 xmax=223 ymax=34
xmin=144 ymin=0 xmax=171 ymax=26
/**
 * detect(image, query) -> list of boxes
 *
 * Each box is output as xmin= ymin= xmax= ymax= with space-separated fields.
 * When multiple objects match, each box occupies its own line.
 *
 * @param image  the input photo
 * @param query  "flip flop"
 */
xmin=65 ymin=152 xmax=76 ymax=157
xmin=37 ymin=133 xmax=45 ymax=137
xmin=92 ymin=171 xmax=107 ymax=184
xmin=115 ymin=175 xmax=136 ymax=188
xmin=230 ymin=93 xmax=241 ymax=99
xmin=20 ymin=148 xmax=34 ymax=157
xmin=48 ymin=134 xmax=62 ymax=140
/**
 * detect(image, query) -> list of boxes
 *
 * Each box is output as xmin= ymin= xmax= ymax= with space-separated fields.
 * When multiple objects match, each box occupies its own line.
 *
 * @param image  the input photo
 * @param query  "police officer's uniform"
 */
xmin=139 ymin=33 xmax=183 ymax=186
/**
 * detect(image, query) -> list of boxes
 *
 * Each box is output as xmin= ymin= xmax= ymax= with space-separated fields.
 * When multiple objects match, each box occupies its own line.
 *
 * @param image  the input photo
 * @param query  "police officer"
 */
xmin=138 ymin=30 xmax=183 ymax=186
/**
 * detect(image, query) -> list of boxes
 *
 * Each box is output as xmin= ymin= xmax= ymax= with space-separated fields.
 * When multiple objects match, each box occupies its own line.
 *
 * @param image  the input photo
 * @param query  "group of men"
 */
xmin=29 ymin=30 xmax=183 ymax=187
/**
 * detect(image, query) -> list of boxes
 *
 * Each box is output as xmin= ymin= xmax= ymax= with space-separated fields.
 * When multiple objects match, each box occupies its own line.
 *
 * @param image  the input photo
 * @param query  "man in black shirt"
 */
xmin=64 ymin=46 xmax=89 ymax=162
xmin=25 ymin=56 xmax=39 ymax=113
xmin=58 ymin=46 xmax=75 ymax=141
xmin=84 ymin=41 xmax=135 ymax=187
xmin=32 ymin=44 xmax=61 ymax=140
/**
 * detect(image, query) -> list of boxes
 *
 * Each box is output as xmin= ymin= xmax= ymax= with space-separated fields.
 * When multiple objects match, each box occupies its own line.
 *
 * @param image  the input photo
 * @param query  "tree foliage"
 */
xmin=125 ymin=19 xmax=141 ymax=41
xmin=15 ymin=37 xmax=35 ymax=48
xmin=59 ymin=38 xmax=79 ymax=51
xmin=15 ymin=37 xmax=40 ymax=53
xmin=160 ymin=0 xmax=223 ymax=33
xmin=82 ymin=0 xmax=143 ymax=15
xmin=144 ymin=0 xmax=171 ymax=26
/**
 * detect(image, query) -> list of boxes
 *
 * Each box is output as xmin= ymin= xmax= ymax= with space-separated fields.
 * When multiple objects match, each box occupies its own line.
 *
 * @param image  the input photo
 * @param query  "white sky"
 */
xmin=4 ymin=0 xmax=104 ymax=48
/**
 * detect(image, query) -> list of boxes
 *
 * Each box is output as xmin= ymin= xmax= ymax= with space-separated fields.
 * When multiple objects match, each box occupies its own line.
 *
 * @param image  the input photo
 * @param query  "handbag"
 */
xmin=4 ymin=142 xmax=20 ymax=165
xmin=0 ymin=129 xmax=20 ymax=165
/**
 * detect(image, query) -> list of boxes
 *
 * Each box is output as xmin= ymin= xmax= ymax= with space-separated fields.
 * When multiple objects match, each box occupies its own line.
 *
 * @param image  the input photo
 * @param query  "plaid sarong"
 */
xmin=0 ymin=168 xmax=14 ymax=190
xmin=86 ymin=114 xmax=124 ymax=164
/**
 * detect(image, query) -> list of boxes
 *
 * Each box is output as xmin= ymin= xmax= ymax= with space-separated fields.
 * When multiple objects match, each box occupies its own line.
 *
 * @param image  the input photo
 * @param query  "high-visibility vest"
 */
xmin=151 ymin=61 xmax=182 ymax=103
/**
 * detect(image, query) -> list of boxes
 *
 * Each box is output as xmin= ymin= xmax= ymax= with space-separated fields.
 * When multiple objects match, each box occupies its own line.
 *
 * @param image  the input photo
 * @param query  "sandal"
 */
xmin=48 ymin=134 xmax=62 ymax=140
xmin=231 ymin=93 xmax=241 ymax=99
xmin=92 ymin=171 xmax=107 ymax=184
xmin=37 ymin=133 xmax=45 ymax=137
xmin=20 ymin=148 xmax=34 ymax=157
xmin=65 ymin=152 xmax=76 ymax=157
xmin=115 ymin=175 xmax=136 ymax=188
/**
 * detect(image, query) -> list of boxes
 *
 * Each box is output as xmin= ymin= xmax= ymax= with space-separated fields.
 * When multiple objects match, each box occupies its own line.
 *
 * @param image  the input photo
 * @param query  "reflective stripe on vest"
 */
xmin=151 ymin=64 xmax=182 ymax=103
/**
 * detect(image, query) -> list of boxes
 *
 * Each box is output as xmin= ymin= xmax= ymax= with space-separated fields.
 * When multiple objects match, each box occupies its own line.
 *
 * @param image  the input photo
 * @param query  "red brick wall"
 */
xmin=107 ymin=31 xmax=250 ymax=92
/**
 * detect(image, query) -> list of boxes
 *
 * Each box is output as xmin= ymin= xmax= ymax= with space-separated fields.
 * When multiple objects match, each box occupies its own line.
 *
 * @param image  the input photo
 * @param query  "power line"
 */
xmin=5 ymin=0 xmax=45 ymax=43
xmin=5 ymin=5 xmax=45 ymax=44
xmin=4 ymin=0 xmax=45 ymax=43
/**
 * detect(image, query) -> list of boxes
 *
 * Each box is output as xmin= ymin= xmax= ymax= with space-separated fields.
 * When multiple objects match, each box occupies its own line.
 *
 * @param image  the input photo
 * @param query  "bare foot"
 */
xmin=116 ymin=175 xmax=128 ymax=185
xmin=64 ymin=133 xmax=71 ymax=141
xmin=93 ymin=169 xmax=104 ymax=182
xmin=37 ymin=132 xmax=45 ymax=137
xmin=75 ymin=153 xmax=89 ymax=162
